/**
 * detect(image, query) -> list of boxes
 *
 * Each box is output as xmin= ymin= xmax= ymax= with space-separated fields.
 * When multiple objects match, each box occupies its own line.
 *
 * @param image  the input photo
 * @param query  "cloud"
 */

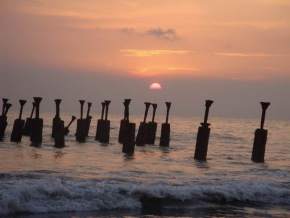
xmin=119 ymin=27 xmax=178 ymax=40
xmin=214 ymin=52 xmax=289 ymax=57
xmin=120 ymin=49 xmax=190 ymax=57
xmin=145 ymin=27 xmax=177 ymax=40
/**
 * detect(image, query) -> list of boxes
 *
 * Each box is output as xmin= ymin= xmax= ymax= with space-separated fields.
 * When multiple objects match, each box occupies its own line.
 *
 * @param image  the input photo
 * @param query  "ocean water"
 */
xmin=0 ymin=112 xmax=290 ymax=217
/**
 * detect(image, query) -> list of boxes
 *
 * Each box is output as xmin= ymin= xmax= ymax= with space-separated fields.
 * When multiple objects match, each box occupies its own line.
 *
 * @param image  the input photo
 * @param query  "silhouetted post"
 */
xmin=0 ymin=99 xmax=11 ymax=141
xmin=1 ymin=98 xmax=8 ymax=115
xmin=64 ymin=116 xmax=76 ymax=135
xmin=52 ymin=99 xmax=62 ymax=138
xmin=11 ymin=100 xmax=27 ymax=143
xmin=122 ymin=123 xmax=136 ymax=155
xmin=251 ymin=102 xmax=271 ymax=163
xmin=54 ymin=119 xmax=65 ymax=148
xmin=76 ymin=100 xmax=87 ymax=142
xmin=84 ymin=102 xmax=92 ymax=137
xmin=23 ymin=102 xmax=35 ymax=136
xmin=99 ymin=100 xmax=111 ymax=143
xmin=119 ymin=99 xmax=131 ymax=143
xmin=121 ymin=99 xmax=136 ymax=154
xmin=160 ymin=102 xmax=172 ymax=147
xmin=30 ymin=97 xmax=43 ymax=146
xmin=52 ymin=99 xmax=65 ymax=147
xmin=95 ymin=102 xmax=106 ymax=141
xmin=136 ymin=102 xmax=151 ymax=146
xmin=194 ymin=100 xmax=214 ymax=161
xmin=147 ymin=103 xmax=158 ymax=144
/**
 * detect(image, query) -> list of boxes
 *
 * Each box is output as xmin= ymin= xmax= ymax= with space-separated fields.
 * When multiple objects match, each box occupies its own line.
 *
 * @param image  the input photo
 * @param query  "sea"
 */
xmin=0 ymin=112 xmax=290 ymax=218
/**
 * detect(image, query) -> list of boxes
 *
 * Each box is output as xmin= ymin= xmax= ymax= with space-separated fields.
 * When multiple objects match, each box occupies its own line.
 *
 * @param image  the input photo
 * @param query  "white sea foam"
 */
xmin=0 ymin=174 xmax=289 ymax=215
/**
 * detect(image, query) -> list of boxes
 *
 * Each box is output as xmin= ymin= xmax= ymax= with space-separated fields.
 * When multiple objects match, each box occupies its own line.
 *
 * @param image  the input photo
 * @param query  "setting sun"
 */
xmin=149 ymin=82 xmax=162 ymax=90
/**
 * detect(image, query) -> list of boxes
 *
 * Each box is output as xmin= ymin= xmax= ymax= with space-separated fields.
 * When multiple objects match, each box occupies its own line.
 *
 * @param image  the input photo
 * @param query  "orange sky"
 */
xmin=1 ymin=0 xmax=290 ymax=80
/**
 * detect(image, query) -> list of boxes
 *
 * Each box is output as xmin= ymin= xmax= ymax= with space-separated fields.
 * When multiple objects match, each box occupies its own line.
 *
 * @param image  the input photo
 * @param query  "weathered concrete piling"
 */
xmin=52 ymin=99 xmax=65 ymax=147
xmin=99 ymin=100 xmax=111 ymax=143
xmin=160 ymin=102 xmax=171 ymax=147
xmin=30 ymin=97 xmax=43 ymax=146
xmin=95 ymin=102 xmax=106 ymax=141
xmin=52 ymin=99 xmax=62 ymax=138
xmin=84 ymin=102 xmax=92 ymax=137
xmin=147 ymin=103 xmax=158 ymax=145
xmin=194 ymin=100 xmax=214 ymax=161
xmin=64 ymin=116 xmax=76 ymax=135
xmin=0 ymin=99 xmax=11 ymax=140
xmin=136 ymin=102 xmax=151 ymax=146
xmin=119 ymin=99 xmax=131 ymax=144
xmin=54 ymin=120 xmax=65 ymax=148
xmin=76 ymin=100 xmax=87 ymax=142
xmin=23 ymin=102 xmax=35 ymax=136
xmin=1 ymin=99 xmax=8 ymax=114
xmin=251 ymin=102 xmax=271 ymax=163
xmin=11 ymin=100 xmax=26 ymax=143
xmin=122 ymin=123 xmax=136 ymax=155
xmin=121 ymin=99 xmax=136 ymax=155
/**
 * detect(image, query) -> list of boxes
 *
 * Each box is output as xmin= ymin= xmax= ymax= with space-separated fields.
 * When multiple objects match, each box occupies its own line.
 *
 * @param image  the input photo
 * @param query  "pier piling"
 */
xmin=95 ymin=102 xmax=106 ymax=141
xmin=194 ymin=100 xmax=214 ymax=161
xmin=23 ymin=102 xmax=35 ymax=136
xmin=121 ymin=99 xmax=136 ymax=154
xmin=119 ymin=99 xmax=131 ymax=144
xmin=30 ymin=97 xmax=43 ymax=146
xmin=147 ymin=103 xmax=158 ymax=144
xmin=52 ymin=99 xmax=62 ymax=138
xmin=0 ymin=99 xmax=11 ymax=141
xmin=251 ymin=102 xmax=271 ymax=163
xmin=99 ymin=100 xmax=111 ymax=143
xmin=11 ymin=100 xmax=26 ymax=143
xmin=84 ymin=102 xmax=92 ymax=137
xmin=160 ymin=102 xmax=171 ymax=147
xmin=76 ymin=100 xmax=87 ymax=142
xmin=136 ymin=102 xmax=151 ymax=146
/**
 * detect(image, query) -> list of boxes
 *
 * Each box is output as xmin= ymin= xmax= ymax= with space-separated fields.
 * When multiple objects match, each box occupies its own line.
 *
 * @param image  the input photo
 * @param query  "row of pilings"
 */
xmin=0 ymin=97 xmax=270 ymax=162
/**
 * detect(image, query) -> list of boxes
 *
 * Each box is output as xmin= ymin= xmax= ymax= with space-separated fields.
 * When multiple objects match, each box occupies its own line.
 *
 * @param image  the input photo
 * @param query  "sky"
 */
xmin=1 ymin=0 xmax=290 ymax=119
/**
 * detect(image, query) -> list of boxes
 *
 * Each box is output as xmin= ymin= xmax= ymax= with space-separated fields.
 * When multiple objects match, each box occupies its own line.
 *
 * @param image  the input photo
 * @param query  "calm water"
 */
xmin=0 ymin=112 xmax=290 ymax=217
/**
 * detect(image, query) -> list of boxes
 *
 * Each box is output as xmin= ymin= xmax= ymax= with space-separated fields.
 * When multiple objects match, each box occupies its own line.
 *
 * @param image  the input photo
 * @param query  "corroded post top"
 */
xmin=19 ymin=100 xmax=27 ymax=106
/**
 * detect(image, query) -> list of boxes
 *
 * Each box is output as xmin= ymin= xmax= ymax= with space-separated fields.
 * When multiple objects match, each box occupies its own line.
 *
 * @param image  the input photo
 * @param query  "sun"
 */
xmin=149 ymin=82 xmax=162 ymax=90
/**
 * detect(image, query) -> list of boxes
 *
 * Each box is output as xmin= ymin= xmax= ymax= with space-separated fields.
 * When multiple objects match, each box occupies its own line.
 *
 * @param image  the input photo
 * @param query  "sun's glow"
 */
xmin=149 ymin=83 xmax=162 ymax=90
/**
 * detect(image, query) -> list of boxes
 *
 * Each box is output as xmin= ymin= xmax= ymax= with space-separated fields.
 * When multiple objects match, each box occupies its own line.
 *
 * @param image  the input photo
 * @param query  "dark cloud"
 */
xmin=119 ymin=27 xmax=178 ymax=40
xmin=146 ymin=27 xmax=177 ymax=40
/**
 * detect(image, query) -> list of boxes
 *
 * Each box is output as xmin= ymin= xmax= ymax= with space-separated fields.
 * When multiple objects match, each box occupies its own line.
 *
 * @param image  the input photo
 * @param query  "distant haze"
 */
xmin=1 ymin=0 xmax=290 ymax=119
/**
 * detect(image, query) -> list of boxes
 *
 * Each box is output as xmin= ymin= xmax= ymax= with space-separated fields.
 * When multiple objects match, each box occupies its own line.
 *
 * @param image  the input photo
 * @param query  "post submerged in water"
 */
xmin=99 ymin=100 xmax=111 ymax=143
xmin=194 ymin=100 xmax=214 ymax=161
xmin=76 ymin=100 xmax=87 ymax=142
xmin=54 ymin=119 xmax=65 ymax=148
xmin=147 ymin=103 xmax=158 ymax=145
xmin=30 ymin=97 xmax=43 ymax=146
xmin=119 ymin=99 xmax=131 ymax=144
xmin=251 ymin=102 xmax=271 ymax=163
xmin=23 ymin=102 xmax=35 ymax=136
xmin=52 ymin=99 xmax=66 ymax=148
xmin=136 ymin=102 xmax=151 ymax=146
xmin=52 ymin=99 xmax=62 ymax=138
xmin=0 ymin=98 xmax=11 ymax=141
xmin=84 ymin=102 xmax=92 ymax=137
xmin=11 ymin=100 xmax=26 ymax=143
xmin=95 ymin=101 xmax=106 ymax=141
xmin=121 ymin=99 xmax=136 ymax=155
xmin=160 ymin=102 xmax=171 ymax=147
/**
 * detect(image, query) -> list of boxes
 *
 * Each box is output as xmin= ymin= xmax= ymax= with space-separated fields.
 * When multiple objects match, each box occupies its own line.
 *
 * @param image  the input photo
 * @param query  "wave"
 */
xmin=211 ymin=132 xmax=247 ymax=144
xmin=0 ymin=173 xmax=290 ymax=215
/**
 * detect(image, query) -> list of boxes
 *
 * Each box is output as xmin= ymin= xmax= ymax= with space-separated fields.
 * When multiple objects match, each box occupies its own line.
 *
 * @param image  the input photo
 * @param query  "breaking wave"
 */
xmin=0 ymin=172 xmax=289 ymax=215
